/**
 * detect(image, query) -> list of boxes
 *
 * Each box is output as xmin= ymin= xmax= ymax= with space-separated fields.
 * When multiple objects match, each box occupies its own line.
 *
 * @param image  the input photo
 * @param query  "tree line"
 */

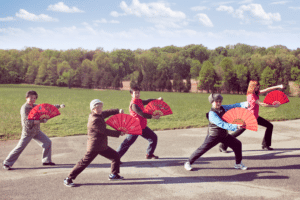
xmin=1 ymin=44 xmax=300 ymax=95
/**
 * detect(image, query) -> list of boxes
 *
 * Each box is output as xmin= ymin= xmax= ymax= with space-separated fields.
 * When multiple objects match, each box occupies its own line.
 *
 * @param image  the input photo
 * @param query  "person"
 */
xmin=116 ymin=86 xmax=161 ymax=160
xmin=184 ymin=93 xmax=248 ymax=171
xmin=64 ymin=99 xmax=126 ymax=187
xmin=219 ymin=81 xmax=283 ymax=152
xmin=2 ymin=90 xmax=65 ymax=170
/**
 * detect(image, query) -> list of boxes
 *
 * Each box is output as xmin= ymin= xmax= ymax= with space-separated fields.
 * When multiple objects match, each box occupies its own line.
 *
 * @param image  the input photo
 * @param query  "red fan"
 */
xmin=222 ymin=107 xmax=258 ymax=131
xmin=106 ymin=113 xmax=142 ymax=135
xmin=144 ymin=100 xmax=173 ymax=116
xmin=263 ymin=90 xmax=289 ymax=105
xmin=28 ymin=103 xmax=60 ymax=120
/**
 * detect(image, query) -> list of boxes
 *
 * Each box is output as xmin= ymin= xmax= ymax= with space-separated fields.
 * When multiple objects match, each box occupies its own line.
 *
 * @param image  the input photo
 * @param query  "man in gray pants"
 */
xmin=3 ymin=90 xmax=64 ymax=170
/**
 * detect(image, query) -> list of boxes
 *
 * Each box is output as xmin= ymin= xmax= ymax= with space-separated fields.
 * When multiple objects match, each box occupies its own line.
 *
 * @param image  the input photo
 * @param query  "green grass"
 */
xmin=1 ymin=84 xmax=300 ymax=140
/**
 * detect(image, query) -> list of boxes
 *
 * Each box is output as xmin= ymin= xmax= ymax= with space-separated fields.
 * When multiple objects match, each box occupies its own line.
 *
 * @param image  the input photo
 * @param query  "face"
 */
xmin=93 ymin=103 xmax=103 ymax=114
xmin=254 ymin=85 xmax=260 ymax=91
xmin=131 ymin=91 xmax=140 ymax=99
xmin=26 ymin=95 xmax=37 ymax=106
xmin=212 ymin=100 xmax=222 ymax=109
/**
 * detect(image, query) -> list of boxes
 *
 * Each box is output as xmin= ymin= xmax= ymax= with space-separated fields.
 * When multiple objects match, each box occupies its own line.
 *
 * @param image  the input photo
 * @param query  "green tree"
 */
xmin=34 ymin=64 xmax=47 ymax=85
xmin=219 ymin=57 xmax=237 ymax=93
xmin=189 ymin=59 xmax=202 ymax=79
xmin=260 ymin=66 xmax=276 ymax=89
xmin=234 ymin=64 xmax=248 ymax=94
xmin=198 ymin=61 xmax=217 ymax=93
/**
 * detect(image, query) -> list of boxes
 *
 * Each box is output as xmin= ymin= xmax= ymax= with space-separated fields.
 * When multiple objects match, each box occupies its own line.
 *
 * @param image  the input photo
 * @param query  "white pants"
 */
xmin=3 ymin=131 xmax=52 ymax=166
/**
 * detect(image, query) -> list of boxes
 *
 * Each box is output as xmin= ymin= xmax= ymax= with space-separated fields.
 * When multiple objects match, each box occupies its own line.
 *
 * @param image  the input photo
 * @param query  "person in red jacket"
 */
xmin=116 ymin=86 xmax=161 ymax=160
xmin=64 ymin=99 xmax=125 ymax=187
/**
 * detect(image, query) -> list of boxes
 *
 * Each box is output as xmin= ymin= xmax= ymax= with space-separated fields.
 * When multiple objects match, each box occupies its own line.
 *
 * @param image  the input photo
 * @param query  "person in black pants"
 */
xmin=184 ymin=93 xmax=248 ymax=171
xmin=219 ymin=80 xmax=283 ymax=152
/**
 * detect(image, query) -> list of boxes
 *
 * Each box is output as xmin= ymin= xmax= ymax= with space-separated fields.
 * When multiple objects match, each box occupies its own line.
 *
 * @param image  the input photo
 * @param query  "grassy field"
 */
xmin=1 ymin=84 xmax=300 ymax=141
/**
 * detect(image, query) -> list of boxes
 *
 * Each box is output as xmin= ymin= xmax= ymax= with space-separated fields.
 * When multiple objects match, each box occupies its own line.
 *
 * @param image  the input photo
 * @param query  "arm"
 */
xmin=222 ymin=101 xmax=249 ymax=111
xmin=255 ymin=99 xmax=280 ymax=108
xmin=142 ymin=99 xmax=156 ymax=105
xmin=131 ymin=104 xmax=152 ymax=119
xmin=209 ymin=111 xmax=238 ymax=132
xmin=102 ymin=109 xmax=120 ymax=119
xmin=260 ymin=84 xmax=283 ymax=94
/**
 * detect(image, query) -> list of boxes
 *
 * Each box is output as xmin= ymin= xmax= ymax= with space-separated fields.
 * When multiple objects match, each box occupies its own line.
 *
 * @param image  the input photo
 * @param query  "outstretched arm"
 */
xmin=260 ymin=84 xmax=283 ymax=94
xmin=255 ymin=99 xmax=280 ymax=108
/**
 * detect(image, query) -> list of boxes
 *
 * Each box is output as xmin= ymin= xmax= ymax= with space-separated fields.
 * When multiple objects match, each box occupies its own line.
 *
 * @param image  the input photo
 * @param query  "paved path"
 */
xmin=1 ymin=120 xmax=300 ymax=200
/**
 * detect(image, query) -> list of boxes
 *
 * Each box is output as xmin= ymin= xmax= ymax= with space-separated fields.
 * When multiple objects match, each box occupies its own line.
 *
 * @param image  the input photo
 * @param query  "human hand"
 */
xmin=60 ymin=104 xmax=65 ymax=108
xmin=119 ymin=109 xmax=124 ymax=114
xmin=157 ymin=97 xmax=163 ymax=101
xmin=152 ymin=114 xmax=160 ymax=119
xmin=273 ymin=103 xmax=280 ymax=108
xmin=120 ymin=132 xmax=126 ymax=136
xmin=279 ymin=84 xmax=284 ymax=89
xmin=41 ymin=119 xmax=48 ymax=123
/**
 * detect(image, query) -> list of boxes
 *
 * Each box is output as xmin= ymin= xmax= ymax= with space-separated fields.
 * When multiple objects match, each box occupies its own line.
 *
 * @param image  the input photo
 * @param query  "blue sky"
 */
xmin=1 ymin=0 xmax=300 ymax=51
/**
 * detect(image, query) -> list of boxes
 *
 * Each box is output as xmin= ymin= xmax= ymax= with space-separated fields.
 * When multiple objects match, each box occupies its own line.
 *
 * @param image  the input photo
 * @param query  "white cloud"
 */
xmin=217 ymin=4 xmax=281 ymax=25
xmin=110 ymin=11 xmax=127 ymax=17
xmin=81 ymin=22 xmax=97 ymax=35
xmin=94 ymin=19 xmax=108 ymax=24
xmin=47 ymin=2 xmax=84 ymax=13
xmin=0 ymin=17 xmax=14 ymax=21
xmin=289 ymin=7 xmax=300 ymax=10
xmin=110 ymin=20 xmax=120 ymax=24
xmin=93 ymin=19 xmax=120 ymax=26
xmin=0 ymin=27 xmax=25 ymax=35
xmin=16 ymin=9 xmax=58 ymax=22
xmin=268 ymin=25 xmax=283 ymax=29
xmin=191 ymin=6 xmax=209 ymax=11
xmin=115 ymin=0 xmax=186 ymax=29
xmin=271 ymin=1 xmax=289 ymax=5
xmin=238 ymin=0 xmax=253 ymax=4
xmin=196 ymin=14 xmax=214 ymax=27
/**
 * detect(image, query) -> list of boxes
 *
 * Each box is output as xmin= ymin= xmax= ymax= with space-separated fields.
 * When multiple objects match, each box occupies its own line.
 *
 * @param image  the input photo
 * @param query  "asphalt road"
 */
xmin=1 ymin=119 xmax=300 ymax=200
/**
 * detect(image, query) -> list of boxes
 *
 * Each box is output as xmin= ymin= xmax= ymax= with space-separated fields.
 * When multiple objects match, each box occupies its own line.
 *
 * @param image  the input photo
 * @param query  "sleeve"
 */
xmin=222 ymin=102 xmax=248 ymax=111
xmin=247 ymin=94 xmax=256 ymax=111
xmin=21 ymin=105 xmax=35 ymax=129
xmin=102 ymin=109 xmax=120 ymax=119
xmin=53 ymin=104 xmax=61 ymax=109
xmin=131 ymin=104 xmax=152 ymax=119
xmin=92 ymin=117 xmax=120 ymax=137
xmin=142 ymin=99 xmax=156 ymax=105
xmin=208 ymin=111 xmax=238 ymax=132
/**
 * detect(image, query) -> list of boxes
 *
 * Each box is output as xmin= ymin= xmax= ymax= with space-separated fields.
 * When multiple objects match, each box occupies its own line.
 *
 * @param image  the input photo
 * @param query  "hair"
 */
xmin=130 ymin=85 xmax=141 ymax=94
xmin=26 ymin=90 xmax=38 ymax=99
xmin=208 ymin=93 xmax=223 ymax=104
xmin=247 ymin=80 xmax=260 ymax=96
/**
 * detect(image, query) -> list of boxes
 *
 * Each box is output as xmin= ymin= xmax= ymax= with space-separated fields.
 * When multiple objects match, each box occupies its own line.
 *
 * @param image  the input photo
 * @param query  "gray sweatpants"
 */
xmin=3 ymin=131 xmax=52 ymax=166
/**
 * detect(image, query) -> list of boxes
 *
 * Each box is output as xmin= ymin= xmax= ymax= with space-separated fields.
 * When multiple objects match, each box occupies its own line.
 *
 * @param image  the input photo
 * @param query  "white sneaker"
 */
xmin=234 ymin=162 xmax=248 ymax=170
xmin=184 ymin=162 xmax=193 ymax=171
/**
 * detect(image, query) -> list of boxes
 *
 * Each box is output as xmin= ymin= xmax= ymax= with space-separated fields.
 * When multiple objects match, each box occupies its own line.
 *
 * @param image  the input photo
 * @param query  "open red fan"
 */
xmin=28 ymin=103 xmax=60 ymax=120
xmin=106 ymin=113 xmax=142 ymax=135
xmin=222 ymin=107 xmax=258 ymax=131
xmin=144 ymin=100 xmax=173 ymax=116
xmin=263 ymin=90 xmax=289 ymax=105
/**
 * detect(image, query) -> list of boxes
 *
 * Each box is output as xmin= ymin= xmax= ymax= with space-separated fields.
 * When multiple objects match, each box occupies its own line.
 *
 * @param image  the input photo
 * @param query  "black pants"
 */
xmin=220 ymin=116 xmax=273 ymax=151
xmin=188 ymin=133 xmax=242 ymax=165
xmin=68 ymin=146 xmax=120 ymax=180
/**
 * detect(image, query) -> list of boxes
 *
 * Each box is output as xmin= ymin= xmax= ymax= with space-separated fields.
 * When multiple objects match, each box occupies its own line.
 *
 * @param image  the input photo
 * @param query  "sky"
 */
xmin=1 ymin=0 xmax=300 ymax=51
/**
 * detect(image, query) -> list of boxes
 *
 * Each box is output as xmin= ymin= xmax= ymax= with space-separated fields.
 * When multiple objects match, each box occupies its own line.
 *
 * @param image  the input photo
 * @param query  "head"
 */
xmin=26 ymin=90 xmax=38 ymax=105
xmin=90 ymin=99 xmax=104 ymax=114
xmin=208 ymin=93 xmax=223 ymax=109
xmin=130 ymin=86 xmax=141 ymax=99
xmin=247 ymin=80 xmax=260 ymax=95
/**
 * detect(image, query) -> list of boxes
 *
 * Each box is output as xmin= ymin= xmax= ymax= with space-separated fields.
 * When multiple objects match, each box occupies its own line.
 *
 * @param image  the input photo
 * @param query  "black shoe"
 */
xmin=262 ymin=146 xmax=274 ymax=150
xmin=43 ymin=162 xmax=55 ymax=166
xmin=108 ymin=174 xmax=124 ymax=181
xmin=146 ymin=154 xmax=159 ymax=159
xmin=64 ymin=177 xmax=75 ymax=187
xmin=3 ymin=164 xmax=11 ymax=170
xmin=219 ymin=147 xmax=228 ymax=153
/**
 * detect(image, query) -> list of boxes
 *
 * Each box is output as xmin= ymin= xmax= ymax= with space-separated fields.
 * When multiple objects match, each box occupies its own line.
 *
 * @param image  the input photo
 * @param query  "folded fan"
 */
xmin=28 ymin=103 xmax=60 ymax=120
xmin=222 ymin=107 xmax=258 ymax=132
xmin=263 ymin=90 xmax=289 ymax=105
xmin=144 ymin=100 xmax=173 ymax=116
xmin=106 ymin=113 xmax=142 ymax=135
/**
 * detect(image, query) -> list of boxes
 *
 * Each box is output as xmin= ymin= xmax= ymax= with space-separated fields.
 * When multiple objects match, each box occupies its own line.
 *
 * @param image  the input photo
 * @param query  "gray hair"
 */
xmin=208 ymin=93 xmax=223 ymax=104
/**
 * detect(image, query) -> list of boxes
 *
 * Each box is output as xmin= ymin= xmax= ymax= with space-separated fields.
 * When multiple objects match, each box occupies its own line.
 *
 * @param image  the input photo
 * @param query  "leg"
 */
xmin=141 ymin=126 xmax=158 ymax=156
xmin=3 ymin=134 xmax=33 ymax=167
xmin=222 ymin=134 xmax=242 ymax=164
xmin=116 ymin=134 xmax=139 ymax=158
xmin=68 ymin=151 xmax=98 ymax=180
xmin=33 ymin=131 xmax=52 ymax=164
xmin=257 ymin=116 xmax=273 ymax=147
xmin=99 ymin=147 xmax=120 ymax=175
xmin=219 ymin=128 xmax=246 ymax=151
xmin=188 ymin=134 xmax=222 ymax=165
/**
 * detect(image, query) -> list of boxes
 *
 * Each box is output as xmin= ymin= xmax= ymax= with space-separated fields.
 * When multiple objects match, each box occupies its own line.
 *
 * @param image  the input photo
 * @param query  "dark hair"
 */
xmin=26 ymin=90 xmax=38 ymax=99
xmin=130 ymin=86 xmax=141 ymax=94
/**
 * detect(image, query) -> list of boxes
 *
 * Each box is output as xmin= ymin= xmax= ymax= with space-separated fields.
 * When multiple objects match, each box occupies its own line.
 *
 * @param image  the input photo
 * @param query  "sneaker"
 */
xmin=3 ymin=164 xmax=11 ymax=170
xmin=184 ymin=162 xmax=193 ymax=171
xmin=219 ymin=147 xmax=228 ymax=153
xmin=234 ymin=162 xmax=248 ymax=170
xmin=262 ymin=146 xmax=274 ymax=151
xmin=146 ymin=154 xmax=159 ymax=159
xmin=108 ymin=174 xmax=124 ymax=181
xmin=43 ymin=162 xmax=55 ymax=166
xmin=64 ymin=177 xmax=75 ymax=187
